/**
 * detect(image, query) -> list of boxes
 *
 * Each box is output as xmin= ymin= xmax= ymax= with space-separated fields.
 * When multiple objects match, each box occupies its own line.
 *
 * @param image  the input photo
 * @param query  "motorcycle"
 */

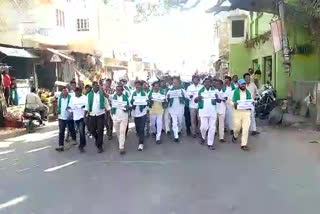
xmin=23 ymin=109 xmax=43 ymax=133
xmin=255 ymin=84 xmax=277 ymax=120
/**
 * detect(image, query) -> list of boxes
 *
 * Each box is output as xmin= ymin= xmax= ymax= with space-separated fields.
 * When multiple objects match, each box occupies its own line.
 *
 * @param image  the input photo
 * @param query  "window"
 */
xmin=231 ymin=20 xmax=245 ymax=38
xmin=77 ymin=18 xmax=89 ymax=31
xmin=56 ymin=9 xmax=65 ymax=27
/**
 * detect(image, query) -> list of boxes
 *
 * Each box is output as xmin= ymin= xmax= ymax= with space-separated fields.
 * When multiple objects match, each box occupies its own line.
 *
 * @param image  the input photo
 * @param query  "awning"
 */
xmin=47 ymin=48 xmax=75 ymax=61
xmin=0 ymin=46 xmax=38 ymax=58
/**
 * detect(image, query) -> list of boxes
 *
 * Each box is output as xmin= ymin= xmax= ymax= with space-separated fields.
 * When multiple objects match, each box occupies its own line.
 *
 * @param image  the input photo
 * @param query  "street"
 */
xmin=0 ymin=123 xmax=319 ymax=214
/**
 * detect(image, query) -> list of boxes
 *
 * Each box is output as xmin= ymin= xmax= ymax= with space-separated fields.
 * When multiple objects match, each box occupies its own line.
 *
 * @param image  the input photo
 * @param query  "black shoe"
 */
xmin=156 ymin=140 xmax=161 ymax=144
xmin=174 ymin=138 xmax=179 ymax=143
xmin=232 ymin=136 xmax=237 ymax=144
xmin=200 ymin=138 xmax=205 ymax=145
xmin=178 ymin=132 xmax=182 ymax=136
xmin=220 ymin=139 xmax=226 ymax=143
xmin=98 ymin=148 xmax=104 ymax=153
xmin=251 ymin=131 xmax=260 ymax=136
xmin=152 ymin=133 xmax=157 ymax=138
xmin=208 ymin=145 xmax=216 ymax=150
xmin=192 ymin=134 xmax=197 ymax=138
xmin=119 ymin=148 xmax=126 ymax=155
xmin=108 ymin=135 xmax=113 ymax=140
xmin=55 ymin=146 xmax=64 ymax=152
xmin=230 ymin=130 xmax=234 ymax=136
xmin=166 ymin=131 xmax=171 ymax=136
xmin=79 ymin=147 xmax=85 ymax=153
xmin=241 ymin=146 xmax=250 ymax=151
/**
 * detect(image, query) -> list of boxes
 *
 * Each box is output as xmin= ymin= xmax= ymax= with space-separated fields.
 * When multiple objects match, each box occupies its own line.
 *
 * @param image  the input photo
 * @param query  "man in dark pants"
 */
xmin=56 ymin=87 xmax=76 ymax=152
xmin=131 ymin=81 xmax=148 ymax=151
xmin=69 ymin=87 xmax=87 ymax=153
xmin=86 ymin=81 xmax=110 ymax=153
xmin=184 ymin=81 xmax=192 ymax=136
xmin=103 ymin=79 xmax=115 ymax=140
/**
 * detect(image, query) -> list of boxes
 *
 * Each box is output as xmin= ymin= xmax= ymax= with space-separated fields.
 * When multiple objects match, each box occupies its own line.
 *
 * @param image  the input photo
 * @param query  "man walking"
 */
xmin=187 ymin=75 xmax=202 ymax=138
xmin=111 ymin=85 xmax=130 ymax=155
xmin=230 ymin=79 xmax=252 ymax=151
xmin=160 ymin=80 xmax=171 ymax=135
xmin=244 ymin=73 xmax=260 ymax=136
xmin=86 ymin=81 xmax=110 ymax=153
xmin=69 ymin=87 xmax=87 ymax=153
xmin=167 ymin=77 xmax=186 ymax=142
xmin=215 ymin=79 xmax=227 ymax=142
xmin=103 ymin=78 xmax=115 ymax=140
xmin=224 ymin=76 xmax=234 ymax=134
xmin=197 ymin=78 xmax=217 ymax=150
xmin=56 ymin=87 xmax=76 ymax=152
xmin=131 ymin=80 xmax=148 ymax=151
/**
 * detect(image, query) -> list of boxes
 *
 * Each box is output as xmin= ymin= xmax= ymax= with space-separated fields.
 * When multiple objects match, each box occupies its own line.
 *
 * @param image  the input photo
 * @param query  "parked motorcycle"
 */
xmin=23 ymin=109 xmax=43 ymax=133
xmin=255 ymin=84 xmax=277 ymax=120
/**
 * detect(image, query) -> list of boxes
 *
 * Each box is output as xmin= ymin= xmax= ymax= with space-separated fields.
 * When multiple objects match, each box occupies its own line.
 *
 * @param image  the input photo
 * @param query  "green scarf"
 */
xmin=233 ymin=88 xmax=251 ymax=103
xmin=221 ymin=86 xmax=227 ymax=92
xmin=87 ymin=91 xmax=105 ymax=112
xmin=231 ymin=82 xmax=237 ymax=90
xmin=198 ymin=87 xmax=216 ymax=109
xmin=58 ymin=94 xmax=71 ymax=114
xmin=132 ymin=90 xmax=147 ymax=112
xmin=111 ymin=94 xmax=129 ymax=115
xmin=168 ymin=87 xmax=185 ymax=107
xmin=144 ymin=88 xmax=151 ymax=94
xmin=124 ymin=86 xmax=131 ymax=92
xmin=148 ymin=88 xmax=166 ymax=108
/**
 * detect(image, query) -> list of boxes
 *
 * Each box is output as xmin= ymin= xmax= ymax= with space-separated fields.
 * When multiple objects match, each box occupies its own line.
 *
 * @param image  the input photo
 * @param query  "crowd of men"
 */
xmin=36 ymin=69 xmax=260 ymax=155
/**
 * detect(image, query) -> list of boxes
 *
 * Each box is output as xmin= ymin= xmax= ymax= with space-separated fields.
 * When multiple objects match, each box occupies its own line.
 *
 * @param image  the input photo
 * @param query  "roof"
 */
xmin=0 ymin=46 xmax=38 ymax=58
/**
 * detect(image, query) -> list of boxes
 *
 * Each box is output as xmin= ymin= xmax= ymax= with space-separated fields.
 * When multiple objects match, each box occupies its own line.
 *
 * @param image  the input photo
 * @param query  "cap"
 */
xmin=238 ymin=79 xmax=246 ymax=85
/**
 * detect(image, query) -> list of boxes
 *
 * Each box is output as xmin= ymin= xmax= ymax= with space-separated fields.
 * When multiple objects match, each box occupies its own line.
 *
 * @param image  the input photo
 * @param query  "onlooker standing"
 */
xmin=10 ymin=77 xmax=18 ymax=106
xmin=131 ymin=80 xmax=148 ymax=151
xmin=111 ymin=85 xmax=130 ymax=155
xmin=2 ymin=70 xmax=11 ymax=105
xmin=86 ymin=81 xmax=110 ymax=153
xmin=56 ymin=87 xmax=76 ymax=152
xmin=187 ymin=75 xmax=202 ymax=138
xmin=69 ymin=87 xmax=87 ymax=153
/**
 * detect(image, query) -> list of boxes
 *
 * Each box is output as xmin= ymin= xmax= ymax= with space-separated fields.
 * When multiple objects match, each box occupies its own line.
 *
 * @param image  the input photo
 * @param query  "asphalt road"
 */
xmin=0 ymin=122 xmax=320 ymax=214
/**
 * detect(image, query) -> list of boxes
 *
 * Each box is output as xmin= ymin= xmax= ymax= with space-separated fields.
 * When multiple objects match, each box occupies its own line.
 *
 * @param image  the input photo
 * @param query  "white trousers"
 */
xmin=171 ymin=112 xmax=184 ymax=139
xmin=225 ymin=105 xmax=233 ymax=131
xmin=250 ymin=107 xmax=257 ymax=132
xmin=218 ymin=113 xmax=225 ymax=140
xmin=200 ymin=116 xmax=217 ymax=146
xmin=150 ymin=114 xmax=163 ymax=141
xmin=113 ymin=118 xmax=129 ymax=149
xmin=163 ymin=108 xmax=171 ymax=133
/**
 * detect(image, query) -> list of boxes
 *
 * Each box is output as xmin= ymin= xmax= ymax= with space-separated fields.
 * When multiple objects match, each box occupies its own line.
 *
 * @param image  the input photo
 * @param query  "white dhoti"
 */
xmin=200 ymin=115 xmax=217 ymax=146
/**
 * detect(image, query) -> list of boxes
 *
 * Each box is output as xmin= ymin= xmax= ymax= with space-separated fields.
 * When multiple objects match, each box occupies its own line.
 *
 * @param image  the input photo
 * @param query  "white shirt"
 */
xmin=131 ymin=91 xmax=148 ymax=118
xmin=111 ymin=94 xmax=129 ymax=121
xmin=199 ymin=88 xmax=217 ymax=117
xmin=88 ymin=91 xmax=110 ymax=116
xmin=58 ymin=96 xmax=70 ymax=120
xmin=216 ymin=88 xmax=227 ymax=115
xmin=187 ymin=84 xmax=203 ymax=109
xmin=168 ymin=89 xmax=186 ymax=115
xmin=69 ymin=95 xmax=87 ymax=121
xmin=25 ymin=93 xmax=43 ymax=109
xmin=246 ymin=82 xmax=258 ymax=100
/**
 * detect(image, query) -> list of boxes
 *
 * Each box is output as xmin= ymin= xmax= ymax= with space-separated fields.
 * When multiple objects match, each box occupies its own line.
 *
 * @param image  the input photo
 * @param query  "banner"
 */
xmin=133 ymin=96 xmax=148 ymax=105
xmin=237 ymin=99 xmax=254 ymax=110
xmin=151 ymin=93 xmax=166 ymax=102
xmin=270 ymin=19 xmax=283 ymax=53
xmin=202 ymin=91 xmax=216 ymax=99
xmin=112 ymin=99 xmax=127 ymax=110
xmin=168 ymin=90 xmax=182 ymax=98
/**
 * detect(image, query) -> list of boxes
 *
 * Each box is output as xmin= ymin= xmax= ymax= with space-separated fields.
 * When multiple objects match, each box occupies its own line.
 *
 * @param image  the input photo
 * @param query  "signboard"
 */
xmin=151 ymin=93 xmax=166 ymax=102
xmin=237 ymin=99 xmax=254 ymax=110
xmin=202 ymin=91 xmax=216 ymax=99
xmin=168 ymin=90 xmax=182 ymax=98
xmin=50 ymin=54 xmax=61 ymax=62
xmin=133 ymin=96 xmax=148 ymax=105
xmin=112 ymin=99 xmax=127 ymax=110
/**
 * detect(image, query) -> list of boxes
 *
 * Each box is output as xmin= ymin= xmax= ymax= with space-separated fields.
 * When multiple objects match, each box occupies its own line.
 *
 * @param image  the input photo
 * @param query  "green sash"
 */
xmin=231 ymin=82 xmax=237 ymax=90
xmin=132 ymin=90 xmax=147 ymax=112
xmin=88 ymin=91 xmax=105 ymax=112
xmin=58 ymin=94 xmax=71 ymax=114
xmin=111 ymin=94 xmax=129 ymax=115
xmin=233 ymin=88 xmax=251 ymax=103
xmin=198 ymin=87 xmax=216 ymax=109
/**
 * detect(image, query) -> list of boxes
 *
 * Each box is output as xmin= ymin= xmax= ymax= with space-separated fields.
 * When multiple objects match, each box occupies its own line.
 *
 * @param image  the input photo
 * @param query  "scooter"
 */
xmin=23 ymin=109 xmax=43 ymax=133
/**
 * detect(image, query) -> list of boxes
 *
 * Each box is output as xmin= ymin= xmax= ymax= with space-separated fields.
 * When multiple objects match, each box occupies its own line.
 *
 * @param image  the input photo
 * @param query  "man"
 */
xmin=2 ymin=70 xmax=11 ymax=105
xmin=111 ymin=85 xmax=130 ymax=155
xmin=56 ymin=87 xmax=76 ymax=152
xmin=25 ymin=87 xmax=49 ymax=120
xmin=160 ymin=80 xmax=171 ymax=134
xmin=103 ymin=78 xmax=115 ymax=140
xmin=183 ymin=81 xmax=191 ymax=136
xmin=142 ymin=81 xmax=151 ymax=137
xmin=244 ymin=73 xmax=260 ymax=136
xmin=248 ymin=68 xmax=255 ymax=83
xmin=224 ymin=76 xmax=234 ymax=134
xmin=167 ymin=77 xmax=186 ymax=142
xmin=231 ymin=75 xmax=239 ymax=90
xmin=197 ymin=78 xmax=217 ymax=150
xmin=229 ymin=79 xmax=252 ymax=151
xmin=215 ymin=79 xmax=227 ymax=142
xmin=187 ymin=75 xmax=202 ymax=138
xmin=69 ymin=87 xmax=87 ymax=153
xmin=149 ymin=81 xmax=166 ymax=144
xmin=120 ymin=79 xmax=132 ymax=96
xmin=131 ymin=80 xmax=148 ymax=151
xmin=69 ymin=80 xmax=77 ymax=97
xmin=86 ymin=81 xmax=110 ymax=153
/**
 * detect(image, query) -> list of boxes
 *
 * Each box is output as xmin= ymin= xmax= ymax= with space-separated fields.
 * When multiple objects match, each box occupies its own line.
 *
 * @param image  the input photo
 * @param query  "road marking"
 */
xmin=97 ymin=160 xmax=174 ymax=164
xmin=0 ymin=195 xmax=28 ymax=211
xmin=0 ymin=158 xmax=8 ymax=161
xmin=25 ymin=146 xmax=51 ymax=153
xmin=44 ymin=160 xmax=78 ymax=172
xmin=0 ymin=149 xmax=15 ymax=155
xmin=17 ymin=168 xmax=31 ymax=173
